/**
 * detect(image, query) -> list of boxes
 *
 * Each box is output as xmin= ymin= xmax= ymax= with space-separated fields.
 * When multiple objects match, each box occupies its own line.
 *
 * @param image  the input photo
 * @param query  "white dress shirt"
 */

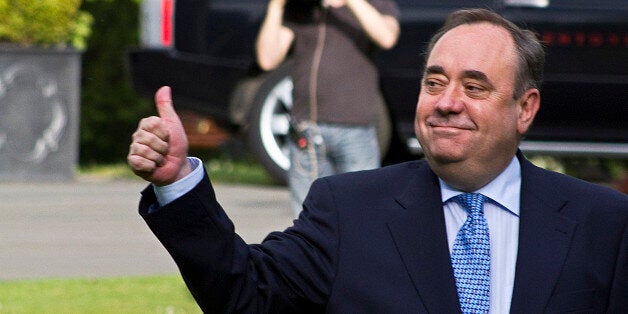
xmin=440 ymin=156 xmax=521 ymax=313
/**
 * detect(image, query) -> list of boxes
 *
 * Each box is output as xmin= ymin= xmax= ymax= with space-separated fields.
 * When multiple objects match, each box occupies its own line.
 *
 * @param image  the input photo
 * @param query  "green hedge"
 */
xmin=0 ymin=0 xmax=92 ymax=49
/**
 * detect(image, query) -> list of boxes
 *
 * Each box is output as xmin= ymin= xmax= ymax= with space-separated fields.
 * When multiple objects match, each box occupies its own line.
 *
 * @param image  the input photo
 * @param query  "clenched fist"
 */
xmin=127 ymin=86 xmax=192 ymax=186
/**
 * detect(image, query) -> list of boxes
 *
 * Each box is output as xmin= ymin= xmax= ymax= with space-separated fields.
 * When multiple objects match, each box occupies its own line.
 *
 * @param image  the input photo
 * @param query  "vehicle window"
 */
xmin=504 ymin=0 xmax=549 ymax=7
xmin=397 ymin=0 xmax=627 ymax=10
xmin=545 ymin=0 xmax=628 ymax=10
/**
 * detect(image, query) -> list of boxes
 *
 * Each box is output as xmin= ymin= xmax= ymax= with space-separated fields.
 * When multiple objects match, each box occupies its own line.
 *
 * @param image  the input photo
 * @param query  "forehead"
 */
xmin=426 ymin=22 xmax=517 ymax=80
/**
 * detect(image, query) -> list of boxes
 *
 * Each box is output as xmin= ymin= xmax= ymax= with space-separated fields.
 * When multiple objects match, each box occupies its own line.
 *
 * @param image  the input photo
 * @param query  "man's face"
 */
xmin=415 ymin=22 xmax=538 ymax=189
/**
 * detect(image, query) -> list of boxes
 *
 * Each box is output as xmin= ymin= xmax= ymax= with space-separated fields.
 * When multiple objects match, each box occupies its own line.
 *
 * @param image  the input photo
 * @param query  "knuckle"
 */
xmin=139 ymin=116 xmax=161 ymax=131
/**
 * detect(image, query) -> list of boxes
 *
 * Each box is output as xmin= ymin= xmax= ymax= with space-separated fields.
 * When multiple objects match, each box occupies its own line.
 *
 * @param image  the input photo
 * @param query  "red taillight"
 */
xmin=557 ymin=32 xmax=571 ymax=45
xmin=607 ymin=33 xmax=620 ymax=46
xmin=573 ymin=32 xmax=586 ymax=46
xmin=161 ymin=0 xmax=174 ymax=47
xmin=541 ymin=31 xmax=627 ymax=48
xmin=589 ymin=33 xmax=604 ymax=47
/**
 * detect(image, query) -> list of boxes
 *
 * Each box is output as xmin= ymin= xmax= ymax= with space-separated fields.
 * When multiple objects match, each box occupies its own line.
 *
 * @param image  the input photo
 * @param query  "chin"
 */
xmin=432 ymin=154 xmax=465 ymax=165
xmin=424 ymin=147 xmax=467 ymax=165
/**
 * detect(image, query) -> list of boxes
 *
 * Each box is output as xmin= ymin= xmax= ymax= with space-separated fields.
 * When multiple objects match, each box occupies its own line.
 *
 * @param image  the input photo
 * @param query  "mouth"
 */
xmin=421 ymin=116 xmax=477 ymax=140
xmin=430 ymin=127 xmax=469 ymax=140
xmin=427 ymin=119 xmax=474 ymax=132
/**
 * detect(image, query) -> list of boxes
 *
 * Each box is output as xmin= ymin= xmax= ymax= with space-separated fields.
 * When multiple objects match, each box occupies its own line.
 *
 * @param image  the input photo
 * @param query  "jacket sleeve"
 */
xmin=138 ymin=170 xmax=339 ymax=313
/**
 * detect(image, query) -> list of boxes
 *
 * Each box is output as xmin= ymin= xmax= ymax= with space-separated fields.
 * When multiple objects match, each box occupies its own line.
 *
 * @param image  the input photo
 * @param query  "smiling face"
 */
xmin=415 ymin=22 xmax=539 ymax=191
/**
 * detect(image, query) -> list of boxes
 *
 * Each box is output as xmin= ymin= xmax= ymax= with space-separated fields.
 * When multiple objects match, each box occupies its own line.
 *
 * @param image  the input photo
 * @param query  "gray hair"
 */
xmin=425 ymin=8 xmax=545 ymax=99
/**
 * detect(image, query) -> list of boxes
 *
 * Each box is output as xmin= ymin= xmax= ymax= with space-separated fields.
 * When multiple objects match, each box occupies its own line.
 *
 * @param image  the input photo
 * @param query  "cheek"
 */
xmin=414 ymin=104 xmax=423 ymax=122
xmin=487 ymin=107 xmax=519 ymax=138
xmin=414 ymin=101 xmax=430 ymax=130
xmin=414 ymin=99 xmax=428 ymax=137
xmin=415 ymin=95 xmax=431 ymax=120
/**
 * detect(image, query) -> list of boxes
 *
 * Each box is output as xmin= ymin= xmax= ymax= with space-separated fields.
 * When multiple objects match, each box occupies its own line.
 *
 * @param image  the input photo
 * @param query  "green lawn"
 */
xmin=203 ymin=157 xmax=278 ymax=186
xmin=0 ymin=275 xmax=201 ymax=313
xmin=78 ymin=156 xmax=278 ymax=186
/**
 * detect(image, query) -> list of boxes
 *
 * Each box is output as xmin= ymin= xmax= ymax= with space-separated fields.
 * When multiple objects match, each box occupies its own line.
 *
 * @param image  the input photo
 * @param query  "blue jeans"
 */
xmin=288 ymin=122 xmax=380 ymax=217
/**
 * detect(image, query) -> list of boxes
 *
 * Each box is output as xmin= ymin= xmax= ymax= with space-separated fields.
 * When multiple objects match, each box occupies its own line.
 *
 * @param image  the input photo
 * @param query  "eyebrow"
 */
xmin=462 ymin=70 xmax=490 ymax=83
xmin=424 ymin=65 xmax=445 ymax=76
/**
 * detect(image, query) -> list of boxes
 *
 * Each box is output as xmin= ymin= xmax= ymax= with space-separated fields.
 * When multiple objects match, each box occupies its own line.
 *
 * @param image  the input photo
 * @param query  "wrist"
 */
xmin=345 ymin=0 xmax=366 ymax=10
xmin=269 ymin=0 xmax=286 ymax=11
xmin=174 ymin=158 xmax=193 ymax=182
xmin=266 ymin=2 xmax=285 ymax=21
xmin=152 ymin=157 xmax=203 ymax=207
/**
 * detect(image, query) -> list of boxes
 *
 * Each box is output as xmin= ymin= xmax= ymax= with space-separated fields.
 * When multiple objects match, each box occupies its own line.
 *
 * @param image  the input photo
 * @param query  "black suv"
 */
xmin=129 ymin=0 xmax=628 ymax=183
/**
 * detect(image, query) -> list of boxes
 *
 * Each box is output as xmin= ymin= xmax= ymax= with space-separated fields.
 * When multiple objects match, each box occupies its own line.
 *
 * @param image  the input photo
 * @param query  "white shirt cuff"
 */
xmin=153 ymin=157 xmax=204 ymax=207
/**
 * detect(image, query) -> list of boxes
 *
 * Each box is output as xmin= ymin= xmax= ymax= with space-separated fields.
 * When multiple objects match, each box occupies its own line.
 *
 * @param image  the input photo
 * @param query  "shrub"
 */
xmin=0 ymin=0 xmax=93 ymax=49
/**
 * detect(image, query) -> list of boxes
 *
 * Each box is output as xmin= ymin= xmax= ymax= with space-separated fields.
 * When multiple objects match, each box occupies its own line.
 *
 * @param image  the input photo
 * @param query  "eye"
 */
xmin=464 ymin=83 xmax=489 ymax=99
xmin=423 ymin=78 xmax=446 ymax=94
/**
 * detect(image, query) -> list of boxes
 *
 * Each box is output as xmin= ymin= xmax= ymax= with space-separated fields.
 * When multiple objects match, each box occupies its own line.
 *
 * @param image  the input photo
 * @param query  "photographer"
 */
xmin=256 ymin=0 xmax=400 ymax=217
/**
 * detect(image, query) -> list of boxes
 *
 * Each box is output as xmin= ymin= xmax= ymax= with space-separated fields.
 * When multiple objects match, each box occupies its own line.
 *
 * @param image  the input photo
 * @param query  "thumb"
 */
xmin=154 ymin=86 xmax=179 ymax=121
xmin=150 ymin=86 xmax=190 ymax=183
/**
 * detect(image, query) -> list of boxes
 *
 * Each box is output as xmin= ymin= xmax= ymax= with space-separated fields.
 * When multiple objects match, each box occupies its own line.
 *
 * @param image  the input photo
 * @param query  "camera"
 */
xmin=287 ymin=0 xmax=321 ymax=10
xmin=289 ymin=0 xmax=321 ymax=5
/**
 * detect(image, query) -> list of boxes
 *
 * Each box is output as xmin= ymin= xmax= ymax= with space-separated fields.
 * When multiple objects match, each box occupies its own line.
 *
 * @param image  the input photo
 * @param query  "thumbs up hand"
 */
xmin=128 ymin=86 xmax=192 ymax=185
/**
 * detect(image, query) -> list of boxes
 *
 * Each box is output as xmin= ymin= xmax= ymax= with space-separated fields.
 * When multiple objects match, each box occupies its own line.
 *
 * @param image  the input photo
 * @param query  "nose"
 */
xmin=435 ymin=86 xmax=465 ymax=114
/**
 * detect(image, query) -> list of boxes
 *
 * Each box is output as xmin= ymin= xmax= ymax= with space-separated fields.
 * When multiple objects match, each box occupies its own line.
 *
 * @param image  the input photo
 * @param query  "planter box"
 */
xmin=0 ymin=47 xmax=81 ymax=181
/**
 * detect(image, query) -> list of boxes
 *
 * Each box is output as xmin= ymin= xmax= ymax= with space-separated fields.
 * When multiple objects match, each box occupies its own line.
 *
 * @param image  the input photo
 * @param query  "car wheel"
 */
xmin=247 ymin=65 xmax=393 ymax=185
xmin=247 ymin=65 xmax=293 ymax=184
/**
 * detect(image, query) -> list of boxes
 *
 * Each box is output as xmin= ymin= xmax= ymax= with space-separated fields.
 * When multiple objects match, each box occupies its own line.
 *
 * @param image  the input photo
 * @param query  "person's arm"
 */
xmin=343 ymin=0 xmax=400 ymax=49
xmin=138 ymin=164 xmax=340 ymax=313
xmin=255 ymin=0 xmax=295 ymax=71
xmin=129 ymin=87 xmax=338 ymax=313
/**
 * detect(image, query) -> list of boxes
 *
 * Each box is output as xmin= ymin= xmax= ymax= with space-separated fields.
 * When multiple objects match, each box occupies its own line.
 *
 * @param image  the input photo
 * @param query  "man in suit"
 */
xmin=128 ymin=8 xmax=627 ymax=313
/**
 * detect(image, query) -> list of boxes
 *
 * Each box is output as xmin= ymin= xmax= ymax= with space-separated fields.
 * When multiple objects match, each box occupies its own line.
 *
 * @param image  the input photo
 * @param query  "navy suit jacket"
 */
xmin=140 ymin=153 xmax=627 ymax=313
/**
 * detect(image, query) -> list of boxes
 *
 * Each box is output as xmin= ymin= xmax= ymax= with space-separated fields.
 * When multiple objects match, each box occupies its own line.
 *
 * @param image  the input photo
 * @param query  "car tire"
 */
xmin=246 ymin=64 xmax=293 ymax=184
xmin=246 ymin=64 xmax=393 ymax=185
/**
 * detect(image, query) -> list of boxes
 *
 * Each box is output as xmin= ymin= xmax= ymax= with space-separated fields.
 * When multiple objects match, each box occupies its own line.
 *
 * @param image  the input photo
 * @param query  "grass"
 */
xmin=203 ymin=157 xmax=278 ymax=186
xmin=78 ymin=155 xmax=278 ymax=186
xmin=527 ymin=154 xmax=627 ymax=186
xmin=78 ymin=163 xmax=139 ymax=180
xmin=0 ymin=275 xmax=201 ymax=313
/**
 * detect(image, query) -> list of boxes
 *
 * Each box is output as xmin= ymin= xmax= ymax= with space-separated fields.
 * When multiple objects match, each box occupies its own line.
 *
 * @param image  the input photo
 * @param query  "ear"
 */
xmin=516 ymin=88 xmax=540 ymax=135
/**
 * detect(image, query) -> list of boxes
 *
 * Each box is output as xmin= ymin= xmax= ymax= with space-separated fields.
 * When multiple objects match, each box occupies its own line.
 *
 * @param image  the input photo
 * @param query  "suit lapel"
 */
xmin=510 ymin=155 xmax=577 ymax=312
xmin=387 ymin=163 xmax=461 ymax=313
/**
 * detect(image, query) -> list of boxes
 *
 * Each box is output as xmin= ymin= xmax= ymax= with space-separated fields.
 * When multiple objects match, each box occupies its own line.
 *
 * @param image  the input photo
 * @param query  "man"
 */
xmin=255 ymin=0 xmax=400 ymax=216
xmin=128 ymin=9 xmax=627 ymax=313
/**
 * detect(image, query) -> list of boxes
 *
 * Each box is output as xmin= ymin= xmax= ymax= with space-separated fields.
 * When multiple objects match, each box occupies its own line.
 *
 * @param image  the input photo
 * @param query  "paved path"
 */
xmin=0 ymin=177 xmax=293 ymax=280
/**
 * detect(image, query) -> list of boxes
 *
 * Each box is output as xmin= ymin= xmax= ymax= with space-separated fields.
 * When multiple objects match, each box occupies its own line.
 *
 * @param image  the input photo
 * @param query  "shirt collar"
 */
xmin=439 ymin=156 xmax=521 ymax=216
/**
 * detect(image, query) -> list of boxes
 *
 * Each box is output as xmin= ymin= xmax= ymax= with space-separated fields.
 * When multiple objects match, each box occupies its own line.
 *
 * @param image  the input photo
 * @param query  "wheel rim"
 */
xmin=258 ymin=77 xmax=293 ymax=171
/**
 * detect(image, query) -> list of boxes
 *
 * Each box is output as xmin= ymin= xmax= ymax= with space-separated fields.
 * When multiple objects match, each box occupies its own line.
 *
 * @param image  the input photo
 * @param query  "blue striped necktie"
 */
xmin=451 ymin=193 xmax=490 ymax=313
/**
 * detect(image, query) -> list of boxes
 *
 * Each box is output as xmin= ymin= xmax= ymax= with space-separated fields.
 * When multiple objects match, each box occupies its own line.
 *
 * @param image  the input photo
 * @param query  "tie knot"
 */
xmin=455 ymin=193 xmax=487 ymax=215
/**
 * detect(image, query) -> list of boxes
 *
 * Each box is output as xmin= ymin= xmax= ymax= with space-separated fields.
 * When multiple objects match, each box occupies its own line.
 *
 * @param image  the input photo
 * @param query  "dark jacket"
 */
xmin=140 ymin=153 xmax=628 ymax=313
